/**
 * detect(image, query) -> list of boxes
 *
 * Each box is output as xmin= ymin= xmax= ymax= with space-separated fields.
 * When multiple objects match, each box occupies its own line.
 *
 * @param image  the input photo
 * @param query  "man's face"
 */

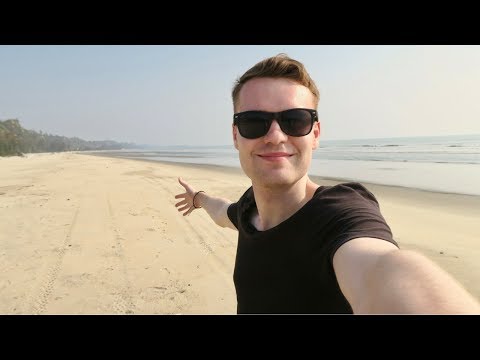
xmin=233 ymin=77 xmax=320 ymax=189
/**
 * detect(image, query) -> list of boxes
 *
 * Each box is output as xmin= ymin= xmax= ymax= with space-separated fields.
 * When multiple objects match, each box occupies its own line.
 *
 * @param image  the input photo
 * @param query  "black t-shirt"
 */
xmin=227 ymin=182 xmax=398 ymax=314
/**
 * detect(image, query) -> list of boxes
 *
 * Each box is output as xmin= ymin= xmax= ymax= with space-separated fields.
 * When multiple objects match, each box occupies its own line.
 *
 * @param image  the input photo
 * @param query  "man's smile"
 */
xmin=256 ymin=152 xmax=293 ymax=162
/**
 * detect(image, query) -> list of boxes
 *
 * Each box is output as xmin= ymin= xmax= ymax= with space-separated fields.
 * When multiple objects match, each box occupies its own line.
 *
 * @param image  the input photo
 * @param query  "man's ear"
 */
xmin=312 ymin=121 xmax=321 ymax=150
xmin=233 ymin=124 xmax=239 ymax=150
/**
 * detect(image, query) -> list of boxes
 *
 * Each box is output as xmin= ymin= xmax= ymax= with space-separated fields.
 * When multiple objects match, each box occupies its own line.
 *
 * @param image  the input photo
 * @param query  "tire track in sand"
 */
xmin=107 ymin=195 xmax=136 ymax=314
xmin=26 ymin=206 xmax=80 ymax=315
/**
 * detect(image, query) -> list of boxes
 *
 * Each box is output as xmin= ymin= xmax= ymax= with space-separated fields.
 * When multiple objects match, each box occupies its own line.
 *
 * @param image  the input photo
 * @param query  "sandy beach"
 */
xmin=1 ymin=152 xmax=479 ymax=314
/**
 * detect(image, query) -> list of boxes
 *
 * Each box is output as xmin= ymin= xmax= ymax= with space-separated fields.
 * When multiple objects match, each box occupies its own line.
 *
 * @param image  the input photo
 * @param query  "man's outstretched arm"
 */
xmin=333 ymin=237 xmax=480 ymax=314
xmin=174 ymin=177 xmax=236 ymax=230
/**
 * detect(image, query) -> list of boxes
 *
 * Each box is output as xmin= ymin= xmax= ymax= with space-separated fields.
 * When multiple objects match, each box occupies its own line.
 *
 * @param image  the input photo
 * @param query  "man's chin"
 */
xmin=252 ymin=172 xmax=298 ymax=189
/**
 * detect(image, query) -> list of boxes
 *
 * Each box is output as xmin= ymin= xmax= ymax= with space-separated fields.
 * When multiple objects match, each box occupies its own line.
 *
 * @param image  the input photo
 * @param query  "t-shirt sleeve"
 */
xmin=227 ymin=186 xmax=253 ymax=231
xmin=227 ymin=202 xmax=239 ymax=229
xmin=325 ymin=182 xmax=398 ymax=263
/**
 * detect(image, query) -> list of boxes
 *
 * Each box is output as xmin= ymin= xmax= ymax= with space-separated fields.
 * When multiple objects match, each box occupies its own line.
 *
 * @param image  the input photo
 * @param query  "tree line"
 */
xmin=0 ymin=119 xmax=137 ymax=156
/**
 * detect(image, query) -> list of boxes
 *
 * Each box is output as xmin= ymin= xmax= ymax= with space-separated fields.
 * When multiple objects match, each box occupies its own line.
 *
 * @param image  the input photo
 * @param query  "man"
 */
xmin=174 ymin=53 xmax=480 ymax=314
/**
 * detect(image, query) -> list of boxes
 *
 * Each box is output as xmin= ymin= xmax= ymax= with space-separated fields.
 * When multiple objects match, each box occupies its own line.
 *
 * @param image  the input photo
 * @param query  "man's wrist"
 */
xmin=193 ymin=191 xmax=205 ymax=209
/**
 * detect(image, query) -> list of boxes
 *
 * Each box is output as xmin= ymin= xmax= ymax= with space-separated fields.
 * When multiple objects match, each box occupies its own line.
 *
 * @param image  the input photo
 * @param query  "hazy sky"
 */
xmin=1 ymin=45 xmax=480 ymax=146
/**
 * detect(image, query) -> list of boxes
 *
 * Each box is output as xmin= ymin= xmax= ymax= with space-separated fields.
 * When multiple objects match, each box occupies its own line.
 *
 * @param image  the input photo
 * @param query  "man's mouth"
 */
xmin=257 ymin=152 xmax=292 ymax=161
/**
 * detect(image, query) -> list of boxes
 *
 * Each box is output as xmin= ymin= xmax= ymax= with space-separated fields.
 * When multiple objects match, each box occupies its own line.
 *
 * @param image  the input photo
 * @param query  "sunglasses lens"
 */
xmin=280 ymin=109 xmax=313 ymax=136
xmin=237 ymin=113 xmax=270 ymax=139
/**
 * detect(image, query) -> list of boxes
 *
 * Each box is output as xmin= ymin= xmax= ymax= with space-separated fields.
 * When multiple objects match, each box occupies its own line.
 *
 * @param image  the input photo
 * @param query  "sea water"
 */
xmin=101 ymin=134 xmax=480 ymax=196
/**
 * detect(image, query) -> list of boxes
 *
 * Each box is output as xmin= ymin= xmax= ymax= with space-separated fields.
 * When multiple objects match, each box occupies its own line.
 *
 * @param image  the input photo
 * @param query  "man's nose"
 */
xmin=263 ymin=120 xmax=288 ymax=144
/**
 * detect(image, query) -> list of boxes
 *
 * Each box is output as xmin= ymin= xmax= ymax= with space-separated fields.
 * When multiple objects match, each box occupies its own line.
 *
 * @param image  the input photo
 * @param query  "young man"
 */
xmin=174 ymin=54 xmax=480 ymax=314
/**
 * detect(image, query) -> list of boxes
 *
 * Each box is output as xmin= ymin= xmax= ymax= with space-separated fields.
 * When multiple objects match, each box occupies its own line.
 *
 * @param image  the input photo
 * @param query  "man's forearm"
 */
xmin=363 ymin=250 xmax=480 ymax=314
xmin=195 ymin=191 xmax=235 ymax=230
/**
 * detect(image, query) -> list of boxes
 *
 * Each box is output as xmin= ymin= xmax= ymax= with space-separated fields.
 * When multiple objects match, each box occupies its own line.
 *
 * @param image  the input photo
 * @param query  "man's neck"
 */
xmin=251 ymin=177 xmax=319 ymax=231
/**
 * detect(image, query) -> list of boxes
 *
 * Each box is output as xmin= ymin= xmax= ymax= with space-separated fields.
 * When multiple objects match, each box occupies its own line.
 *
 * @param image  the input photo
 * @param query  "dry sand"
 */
xmin=1 ymin=152 xmax=479 ymax=314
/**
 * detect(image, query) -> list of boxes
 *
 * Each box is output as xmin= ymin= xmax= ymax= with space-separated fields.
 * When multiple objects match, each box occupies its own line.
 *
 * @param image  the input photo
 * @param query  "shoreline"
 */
xmin=81 ymin=145 xmax=480 ymax=197
xmin=83 ymin=151 xmax=480 ymax=203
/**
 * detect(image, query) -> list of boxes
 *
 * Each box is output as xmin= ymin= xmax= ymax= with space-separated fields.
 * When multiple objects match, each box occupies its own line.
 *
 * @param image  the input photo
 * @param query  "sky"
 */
xmin=1 ymin=45 xmax=480 ymax=146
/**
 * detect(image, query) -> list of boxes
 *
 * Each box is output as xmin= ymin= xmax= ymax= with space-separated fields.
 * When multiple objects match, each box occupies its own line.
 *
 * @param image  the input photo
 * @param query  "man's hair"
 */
xmin=231 ymin=53 xmax=320 ymax=111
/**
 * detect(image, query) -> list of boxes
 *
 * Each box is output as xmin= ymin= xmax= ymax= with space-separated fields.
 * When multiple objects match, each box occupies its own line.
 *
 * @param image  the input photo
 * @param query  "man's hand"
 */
xmin=173 ymin=177 xmax=236 ymax=230
xmin=174 ymin=177 xmax=199 ymax=216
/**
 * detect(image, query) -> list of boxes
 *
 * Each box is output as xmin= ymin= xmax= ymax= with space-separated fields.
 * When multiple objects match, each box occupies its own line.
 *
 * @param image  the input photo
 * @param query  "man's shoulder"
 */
xmin=318 ymin=181 xmax=371 ymax=195
xmin=234 ymin=186 xmax=255 ymax=211
xmin=314 ymin=182 xmax=379 ymax=207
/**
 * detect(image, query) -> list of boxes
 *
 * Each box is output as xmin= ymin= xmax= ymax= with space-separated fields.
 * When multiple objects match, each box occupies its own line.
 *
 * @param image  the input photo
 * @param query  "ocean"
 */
xmin=97 ymin=134 xmax=480 ymax=196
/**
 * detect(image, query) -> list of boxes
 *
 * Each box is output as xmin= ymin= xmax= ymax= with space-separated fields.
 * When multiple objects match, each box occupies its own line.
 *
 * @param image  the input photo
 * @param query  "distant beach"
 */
xmin=1 ymin=151 xmax=479 ymax=314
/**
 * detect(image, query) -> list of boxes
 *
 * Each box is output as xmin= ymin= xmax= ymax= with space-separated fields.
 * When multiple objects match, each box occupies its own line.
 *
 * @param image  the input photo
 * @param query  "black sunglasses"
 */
xmin=233 ymin=108 xmax=318 ymax=139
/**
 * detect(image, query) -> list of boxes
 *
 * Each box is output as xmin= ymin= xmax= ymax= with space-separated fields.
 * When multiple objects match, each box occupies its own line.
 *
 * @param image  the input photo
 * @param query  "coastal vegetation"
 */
xmin=0 ymin=119 xmax=136 ymax=156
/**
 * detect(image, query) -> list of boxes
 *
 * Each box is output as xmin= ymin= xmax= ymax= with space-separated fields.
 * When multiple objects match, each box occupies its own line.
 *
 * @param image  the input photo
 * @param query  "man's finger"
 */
xmin=178 ymin=177 xmax=191 ymax=191
xmin=178 ymin=204 xmax=190 ymax=212
xmin=183 ymin=206 xmax=195 ymax=216
xmin=175 ymin=200 xmax=187 ymax=208
xmin=178 ymin=177 xmax=185 ymax=187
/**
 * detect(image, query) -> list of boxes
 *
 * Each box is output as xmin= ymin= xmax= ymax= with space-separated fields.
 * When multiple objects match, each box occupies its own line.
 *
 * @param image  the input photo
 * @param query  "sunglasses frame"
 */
xmin=233 ymin=108 xmax=318 ymax=139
